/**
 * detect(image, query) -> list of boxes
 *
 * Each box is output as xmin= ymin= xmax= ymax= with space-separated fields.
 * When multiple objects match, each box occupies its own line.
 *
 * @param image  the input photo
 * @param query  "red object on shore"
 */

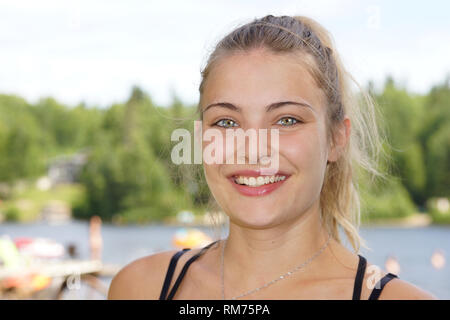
xmin=13 ymin=237 xmax=34 ymax=249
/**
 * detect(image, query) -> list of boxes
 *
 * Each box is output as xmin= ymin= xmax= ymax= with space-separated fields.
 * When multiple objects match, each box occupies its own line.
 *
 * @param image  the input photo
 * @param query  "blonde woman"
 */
xmin=108 ymin=14 xmax=436 ymax=300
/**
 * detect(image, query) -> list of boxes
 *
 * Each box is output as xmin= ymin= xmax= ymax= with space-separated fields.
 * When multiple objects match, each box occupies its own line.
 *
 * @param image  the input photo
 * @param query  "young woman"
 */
xmin=108 ymin=14 xmax=436 ymax=300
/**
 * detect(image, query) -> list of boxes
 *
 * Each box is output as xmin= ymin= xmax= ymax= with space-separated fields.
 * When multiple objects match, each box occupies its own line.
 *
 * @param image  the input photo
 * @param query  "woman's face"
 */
xmin=200 ymin=49 xmax=342 ymax=228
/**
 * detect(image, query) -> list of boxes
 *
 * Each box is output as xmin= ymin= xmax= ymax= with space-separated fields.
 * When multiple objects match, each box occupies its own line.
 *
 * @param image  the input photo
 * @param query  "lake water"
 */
xmin=1 ymin=221 xmax=449 ymax=299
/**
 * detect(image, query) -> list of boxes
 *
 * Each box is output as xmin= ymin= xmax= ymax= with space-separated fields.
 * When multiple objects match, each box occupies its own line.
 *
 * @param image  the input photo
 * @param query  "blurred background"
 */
xmin=0 ymin=0 xmax=448 ymax=299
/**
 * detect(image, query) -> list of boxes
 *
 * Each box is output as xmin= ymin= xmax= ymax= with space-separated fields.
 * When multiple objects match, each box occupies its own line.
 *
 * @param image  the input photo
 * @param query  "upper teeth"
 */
xmin=234 ymin=175 xmax=286 ymax=187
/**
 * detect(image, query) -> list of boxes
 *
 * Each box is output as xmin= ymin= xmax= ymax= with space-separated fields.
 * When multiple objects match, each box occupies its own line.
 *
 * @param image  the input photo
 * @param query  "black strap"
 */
xmin=165 ymin=240 xmax=220 ymax=300
xmin=159 ymin=248 xmax=190 ymax=300
xmin=368 ymin=273 xmax=399 ymax=300
xmin=352 ymin=254 xmax=367 ymax=300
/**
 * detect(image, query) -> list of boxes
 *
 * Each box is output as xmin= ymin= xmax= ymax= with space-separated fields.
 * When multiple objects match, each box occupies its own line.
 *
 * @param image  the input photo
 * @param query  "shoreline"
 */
xmin=2 ymin=212 xmax=448 ymax=228
xmin=361 ymin=212 xmax=433 ymax=228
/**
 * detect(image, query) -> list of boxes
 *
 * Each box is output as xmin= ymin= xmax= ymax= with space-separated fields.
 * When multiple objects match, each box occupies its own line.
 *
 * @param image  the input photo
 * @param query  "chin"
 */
xmin=227 ymin=204 xmax=283 ymax=229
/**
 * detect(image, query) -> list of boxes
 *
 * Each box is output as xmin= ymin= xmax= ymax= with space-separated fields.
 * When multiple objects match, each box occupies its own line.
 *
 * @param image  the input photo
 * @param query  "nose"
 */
xmin=230 ymin=127 xmax=279 ymax=171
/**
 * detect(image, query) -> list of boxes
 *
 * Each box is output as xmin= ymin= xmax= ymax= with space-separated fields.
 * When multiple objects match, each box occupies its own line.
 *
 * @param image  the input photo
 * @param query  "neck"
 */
xmin=222 ymin=201 xmax=331 ymax=290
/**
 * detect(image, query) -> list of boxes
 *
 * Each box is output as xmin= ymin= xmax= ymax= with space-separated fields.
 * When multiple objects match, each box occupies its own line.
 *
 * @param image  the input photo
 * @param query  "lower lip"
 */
xmin=228 ymin=176 xmax=289 ymax=197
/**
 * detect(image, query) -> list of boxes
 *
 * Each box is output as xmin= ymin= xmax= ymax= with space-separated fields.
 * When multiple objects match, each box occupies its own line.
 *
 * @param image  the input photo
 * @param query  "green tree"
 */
xmin=74 ymin=86 xmax=192 ymax=223
xmin=374 ymin=77 xmax=427 ymax=204
xmin=0 ymin=95 xmax=47 ymax=184
xmin=420 ymin=78 xmax=450 ymax=198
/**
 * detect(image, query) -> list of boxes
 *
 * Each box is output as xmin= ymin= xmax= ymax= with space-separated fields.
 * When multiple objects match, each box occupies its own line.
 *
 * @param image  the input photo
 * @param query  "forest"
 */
xmin=0 ymin=76 xmax=448 ymax=224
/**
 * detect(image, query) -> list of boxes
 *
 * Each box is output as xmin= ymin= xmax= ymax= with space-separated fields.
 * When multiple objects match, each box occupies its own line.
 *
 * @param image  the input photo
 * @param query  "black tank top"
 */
xmin=159 ymin=240 xmax=399 ymax=300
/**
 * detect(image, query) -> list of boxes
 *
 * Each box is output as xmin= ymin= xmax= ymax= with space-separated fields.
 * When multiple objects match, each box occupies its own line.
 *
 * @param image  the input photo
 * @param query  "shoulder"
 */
xmin=107 ymin=248 xmax=181 ymax=300
xmin=376 ymin=277 xmax=438 ymax=300
xmin=359 ymin=258 xmax=437 ymax=300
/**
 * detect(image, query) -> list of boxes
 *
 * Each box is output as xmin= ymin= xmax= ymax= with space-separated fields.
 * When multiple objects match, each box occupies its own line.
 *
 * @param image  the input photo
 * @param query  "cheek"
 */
xmin=203 ymin=163 xmax=223 ymax=201
xmin=203 ymin=163 xmax=221 ymax=184
xmin=280 ymin=126 xmax=328 ymax=169
xmin=201 ymin=124 xmax=229 ymax=164
xmin=203 ymin=163 xmax=226 ymax=199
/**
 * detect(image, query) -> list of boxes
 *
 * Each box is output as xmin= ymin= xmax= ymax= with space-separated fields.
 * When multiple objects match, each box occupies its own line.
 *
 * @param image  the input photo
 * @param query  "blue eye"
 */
xmin=277 ymin=117 xmax=300 ymax=126
xmin=214 ymin=119 xmax=238 ymax=128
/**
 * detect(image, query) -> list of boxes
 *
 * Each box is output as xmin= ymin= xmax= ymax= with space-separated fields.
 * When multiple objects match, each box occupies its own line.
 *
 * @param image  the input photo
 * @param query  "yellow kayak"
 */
xmin=172 ymin=228 xmax=212 ymax=249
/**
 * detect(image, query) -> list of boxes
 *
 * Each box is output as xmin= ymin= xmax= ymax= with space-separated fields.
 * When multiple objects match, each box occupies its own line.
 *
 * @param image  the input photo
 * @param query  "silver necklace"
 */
xmin=220 ymin=233 xmax=331 ymax=300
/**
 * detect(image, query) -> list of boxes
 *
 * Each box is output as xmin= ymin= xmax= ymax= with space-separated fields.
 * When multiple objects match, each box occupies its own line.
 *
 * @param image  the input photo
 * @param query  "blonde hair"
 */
xmin=196 ymin=15 xmax=387 ymax=253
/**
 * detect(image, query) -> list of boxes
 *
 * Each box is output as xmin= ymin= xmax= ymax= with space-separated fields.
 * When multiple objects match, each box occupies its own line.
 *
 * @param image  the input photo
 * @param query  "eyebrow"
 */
xmin=202 ymin=100 xmax=315 ymax=114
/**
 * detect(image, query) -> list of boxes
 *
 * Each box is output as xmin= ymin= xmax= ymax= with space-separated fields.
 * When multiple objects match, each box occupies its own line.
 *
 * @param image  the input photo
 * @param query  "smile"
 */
xmin=228 ymin=174 xmax=289 ymax=197
xmin=235 ymin=175 xmax=286 ymax=186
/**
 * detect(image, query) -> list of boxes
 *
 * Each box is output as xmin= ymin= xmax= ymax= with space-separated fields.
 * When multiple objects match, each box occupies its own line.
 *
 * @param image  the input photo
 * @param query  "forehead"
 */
xmin=201 ymin=49 xmax=326 ymax=112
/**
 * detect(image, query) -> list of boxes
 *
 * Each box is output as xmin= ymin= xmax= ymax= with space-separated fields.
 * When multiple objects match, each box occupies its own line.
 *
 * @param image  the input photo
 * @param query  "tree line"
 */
xmin=0 ymin=77 xmax=448 ymax=223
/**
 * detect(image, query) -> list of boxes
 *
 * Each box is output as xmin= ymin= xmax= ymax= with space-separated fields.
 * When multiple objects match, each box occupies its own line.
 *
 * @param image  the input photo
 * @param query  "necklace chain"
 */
xmin=220 ymin=233 xmax=331 ymax=300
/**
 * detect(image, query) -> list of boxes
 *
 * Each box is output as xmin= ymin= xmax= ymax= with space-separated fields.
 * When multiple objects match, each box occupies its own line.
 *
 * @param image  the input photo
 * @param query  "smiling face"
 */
xmin=200 ymin=48 xmax=339 ymax=228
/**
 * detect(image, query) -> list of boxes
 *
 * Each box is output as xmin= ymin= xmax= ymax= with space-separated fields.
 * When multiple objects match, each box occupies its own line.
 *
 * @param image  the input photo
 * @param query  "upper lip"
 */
xmin=226 ymin=169 xmax=291 ymax=178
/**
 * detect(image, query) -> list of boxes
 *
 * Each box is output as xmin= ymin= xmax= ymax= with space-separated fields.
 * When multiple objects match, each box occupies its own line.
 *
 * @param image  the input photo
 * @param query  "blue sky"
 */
xmin=1 ymin=0 xmax=449 ymax=108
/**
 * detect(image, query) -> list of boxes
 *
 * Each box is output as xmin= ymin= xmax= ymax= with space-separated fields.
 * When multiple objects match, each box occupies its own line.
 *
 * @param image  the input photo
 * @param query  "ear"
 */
xmin=327 ymin=117 xmax=351 ymax=163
